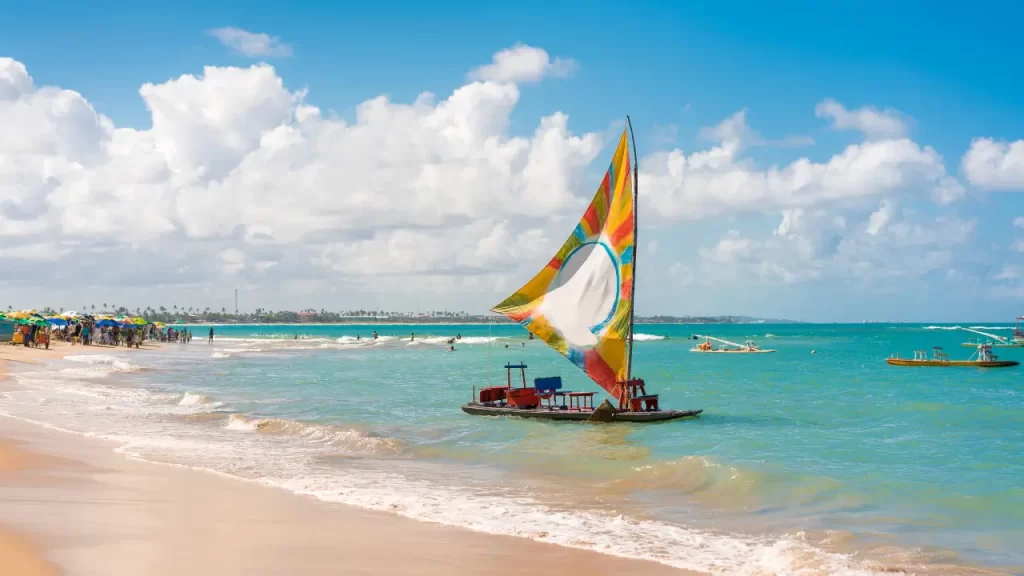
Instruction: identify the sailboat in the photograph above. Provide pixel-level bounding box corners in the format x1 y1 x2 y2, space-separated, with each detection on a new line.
461 118 702 423
690 334 775 353
958 326 1024 348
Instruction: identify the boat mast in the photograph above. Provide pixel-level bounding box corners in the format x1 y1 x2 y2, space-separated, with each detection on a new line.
625 115 639 382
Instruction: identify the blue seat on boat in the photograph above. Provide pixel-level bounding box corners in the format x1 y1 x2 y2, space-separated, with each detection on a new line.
534 377 570 409
534 377 562 392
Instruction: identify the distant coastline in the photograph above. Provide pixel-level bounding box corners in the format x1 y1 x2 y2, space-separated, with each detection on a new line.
19 305 798 325
172 315 797 326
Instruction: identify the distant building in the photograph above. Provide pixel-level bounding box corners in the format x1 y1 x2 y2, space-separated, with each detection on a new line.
297 311 317 323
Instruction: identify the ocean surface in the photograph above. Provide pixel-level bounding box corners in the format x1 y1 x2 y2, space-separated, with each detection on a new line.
2 323 1021 575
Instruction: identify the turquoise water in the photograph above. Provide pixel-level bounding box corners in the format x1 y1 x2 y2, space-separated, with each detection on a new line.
2 323 1021 575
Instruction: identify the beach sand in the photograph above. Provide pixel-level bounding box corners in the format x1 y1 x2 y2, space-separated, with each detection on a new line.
0 344 700 575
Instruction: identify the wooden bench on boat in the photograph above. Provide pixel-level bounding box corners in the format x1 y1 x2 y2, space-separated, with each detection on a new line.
567 391 595 411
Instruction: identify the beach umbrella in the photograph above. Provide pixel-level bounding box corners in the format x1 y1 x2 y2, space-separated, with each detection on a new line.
154 322 166 328
45 317 68 326
15 317 47 327
8 310 34 319
131 317 147 325
61 311 81 319
95 319 118 327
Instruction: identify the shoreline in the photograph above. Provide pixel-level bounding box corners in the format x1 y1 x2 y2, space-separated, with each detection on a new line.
0 344 699 575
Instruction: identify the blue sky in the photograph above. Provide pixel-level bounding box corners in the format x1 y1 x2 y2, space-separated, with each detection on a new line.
2 1 1024 321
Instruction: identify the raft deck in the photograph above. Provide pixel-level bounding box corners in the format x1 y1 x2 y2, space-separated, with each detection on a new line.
886 358 1018 368
461 403 702 422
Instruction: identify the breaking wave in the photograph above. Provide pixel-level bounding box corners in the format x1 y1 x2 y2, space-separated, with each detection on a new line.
178 392 212 407
223 414 403 456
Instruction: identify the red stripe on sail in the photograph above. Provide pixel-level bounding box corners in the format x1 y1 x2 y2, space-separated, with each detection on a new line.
548 257 563 269
609 210 633 247
585 350 619 396
620 279 632 302
582 203 600 237
505 309 531 323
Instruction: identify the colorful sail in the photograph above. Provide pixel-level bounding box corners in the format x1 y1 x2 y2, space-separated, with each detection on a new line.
493 128 635 397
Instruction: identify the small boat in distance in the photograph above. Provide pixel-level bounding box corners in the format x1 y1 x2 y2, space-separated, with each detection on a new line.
958 326 1024 348
1014 316 1024 344
690 335 776 354
461 118 701 423
887 345 1019 368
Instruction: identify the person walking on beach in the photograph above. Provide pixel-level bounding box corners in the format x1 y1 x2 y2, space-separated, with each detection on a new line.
208 326 214 344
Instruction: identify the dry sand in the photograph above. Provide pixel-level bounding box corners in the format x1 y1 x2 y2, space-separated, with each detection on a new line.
0 345 700 575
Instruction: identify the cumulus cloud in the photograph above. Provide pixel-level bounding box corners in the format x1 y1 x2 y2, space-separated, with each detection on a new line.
0 48 608 310
467 44 576 84
641 105 961 221
698 204 975 285
0 52 1004 312
207 27 293 58
962 137 1024 190
815 98 909 139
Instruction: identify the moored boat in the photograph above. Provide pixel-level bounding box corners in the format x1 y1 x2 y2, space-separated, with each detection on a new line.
690 335 775 353
887 345 1019 368
958 326 1024 348
462 118 702 423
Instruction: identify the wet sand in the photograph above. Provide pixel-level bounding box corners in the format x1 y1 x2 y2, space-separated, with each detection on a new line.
0 345 700 575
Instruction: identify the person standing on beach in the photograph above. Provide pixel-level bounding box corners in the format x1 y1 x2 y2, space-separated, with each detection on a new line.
209 326 214 344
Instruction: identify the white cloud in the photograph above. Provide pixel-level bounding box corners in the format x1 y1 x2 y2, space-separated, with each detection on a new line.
1014 217 1024 229
994 265 1020 281
467 44 576 84
642 105 959 221
207 27 293 58
865 200 895 236
815 98 909 139
962 138 1024 190
698 205 975 285
0 55 1010 313
0 48 606 310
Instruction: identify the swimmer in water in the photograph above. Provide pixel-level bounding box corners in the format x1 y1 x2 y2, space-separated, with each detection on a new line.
372 331 378 340
449 345 455 351
411 333 415 341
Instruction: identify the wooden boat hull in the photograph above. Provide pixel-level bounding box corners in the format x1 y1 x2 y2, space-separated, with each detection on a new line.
461 403 702 422
886 358 1019 368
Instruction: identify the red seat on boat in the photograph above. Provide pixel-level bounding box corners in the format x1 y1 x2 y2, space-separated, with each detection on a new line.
629 395 659 412
506 386 540 409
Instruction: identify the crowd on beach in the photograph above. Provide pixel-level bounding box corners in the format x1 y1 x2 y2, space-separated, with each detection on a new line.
1 310 197 350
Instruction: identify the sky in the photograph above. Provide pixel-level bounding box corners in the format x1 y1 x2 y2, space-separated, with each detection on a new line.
2 0 1024 322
